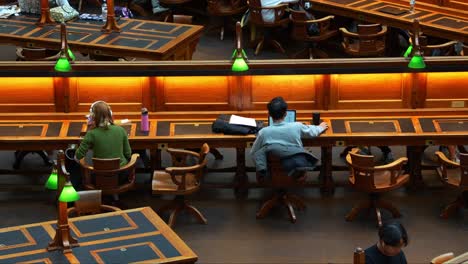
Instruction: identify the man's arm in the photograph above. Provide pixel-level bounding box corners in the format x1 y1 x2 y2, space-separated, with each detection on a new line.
300 122 328 138
249 131 264 158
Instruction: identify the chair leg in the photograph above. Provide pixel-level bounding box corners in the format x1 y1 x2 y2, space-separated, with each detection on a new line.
254 37 265 56
287 194 306 211
440 196 464 219
158 200 178 214
375 207 382 227
185 203 208 225
168 207 182 228
210 148 224 160
377 199 402 218
285 201 297 223
346 200 372 222
256 193 279 219
270 39 285 54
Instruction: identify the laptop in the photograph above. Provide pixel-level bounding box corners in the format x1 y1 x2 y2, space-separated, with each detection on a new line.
268 110 296 126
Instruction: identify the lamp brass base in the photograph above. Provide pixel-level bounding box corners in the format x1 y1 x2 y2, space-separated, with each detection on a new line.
37 10 55 26
47 224 79 253
102 17 121 33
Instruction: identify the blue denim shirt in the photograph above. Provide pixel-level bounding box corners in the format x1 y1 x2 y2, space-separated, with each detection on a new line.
250 121 325 173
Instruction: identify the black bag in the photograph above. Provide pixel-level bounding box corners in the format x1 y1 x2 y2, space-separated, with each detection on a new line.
212 114 263 135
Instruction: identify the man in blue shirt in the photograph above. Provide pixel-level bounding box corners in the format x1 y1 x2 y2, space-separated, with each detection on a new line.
365 221 408 264
250 97 328 177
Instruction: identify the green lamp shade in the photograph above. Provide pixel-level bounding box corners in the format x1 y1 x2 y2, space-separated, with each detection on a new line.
45 171 58 190
232 57 249 72
408 54 426 69
58 182 80 202
67 47 76 61
54 55 72 72
403 45 413 58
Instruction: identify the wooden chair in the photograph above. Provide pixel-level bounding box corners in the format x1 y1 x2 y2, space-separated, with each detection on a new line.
462 43 467 56
164 14 193 24
152 143 209 227
409 34 458 56
353 247 365 264
340 24 387 57
431 252 455 264
16 47 61 61
435 151 468 218
249 0 289 55
207 0 247 40
256 153 307 223
79 154 139 196
289 10 337 59
345 148 409 226
67 190 121 217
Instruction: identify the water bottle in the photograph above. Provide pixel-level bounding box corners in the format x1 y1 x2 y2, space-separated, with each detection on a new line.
409 0 415 13
141 108 149 133
102 0 108 22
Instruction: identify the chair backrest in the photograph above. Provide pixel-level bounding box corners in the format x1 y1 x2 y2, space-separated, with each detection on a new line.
91 157 121 189
166 14 193 24
249 0 265 24
207 0 247 15
357 24 385 53
348 150 376 190
353 247 365 264
290 10 309 40
73 190 103 216
431 252 455 264
16 47 60 61
266 152 305 187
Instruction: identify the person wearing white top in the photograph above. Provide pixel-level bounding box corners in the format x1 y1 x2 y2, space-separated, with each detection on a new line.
260 0 298 23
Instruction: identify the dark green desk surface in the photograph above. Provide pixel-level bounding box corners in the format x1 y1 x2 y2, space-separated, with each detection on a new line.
0 207 197 264
0 16 204 60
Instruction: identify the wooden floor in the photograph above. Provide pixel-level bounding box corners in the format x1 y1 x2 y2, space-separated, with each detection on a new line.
0 146 467 263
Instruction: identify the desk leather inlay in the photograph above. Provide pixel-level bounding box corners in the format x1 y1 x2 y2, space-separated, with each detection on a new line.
433 119 468 132
418 117 468 132
432 18 468 29
68 122 85 137
346 121 399 133
0 125 44 136
331 118 415 133
174 124 214 135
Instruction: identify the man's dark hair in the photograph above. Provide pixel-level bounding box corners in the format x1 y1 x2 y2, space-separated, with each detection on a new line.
267 97 288 121
378 221 408 247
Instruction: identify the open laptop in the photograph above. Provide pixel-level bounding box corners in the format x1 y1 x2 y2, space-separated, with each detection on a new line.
268 110 296 126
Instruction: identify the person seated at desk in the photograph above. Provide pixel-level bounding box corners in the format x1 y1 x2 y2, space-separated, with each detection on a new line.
250 96 328 178
74 101 132 178
365 221 409 264
130 0 169 15
260 0 298 23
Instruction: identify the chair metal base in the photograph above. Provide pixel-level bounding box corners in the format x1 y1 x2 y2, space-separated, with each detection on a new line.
440 195 466 219
158 196 207 227
345 194 401 227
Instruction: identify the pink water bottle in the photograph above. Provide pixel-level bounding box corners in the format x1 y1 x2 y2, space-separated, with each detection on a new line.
141 107 149 132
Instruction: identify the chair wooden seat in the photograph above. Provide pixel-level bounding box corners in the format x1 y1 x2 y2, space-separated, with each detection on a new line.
346 148 409 226
290 10 337 59
256 153 307 223
435 151 468 219
340 24 387 57
152 143 209 228
79 154 139 196
152 171 198 195
67 190 121 217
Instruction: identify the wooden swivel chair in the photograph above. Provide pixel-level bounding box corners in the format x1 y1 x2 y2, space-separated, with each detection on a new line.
249 0 289 55
152 143 209 227
289 10 337 59
67 190 121 217
409 34 458 56
79 154 139 196
340 24 387 57
430 252 455 264
256 153 307 223
353 247 365 264
345 148 409 226
16 47 60 61
207 0 247 40
435 151 468 218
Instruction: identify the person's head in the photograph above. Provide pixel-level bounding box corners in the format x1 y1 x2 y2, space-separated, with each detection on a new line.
267 97 288 122
89 101 113 129
377 221 408 256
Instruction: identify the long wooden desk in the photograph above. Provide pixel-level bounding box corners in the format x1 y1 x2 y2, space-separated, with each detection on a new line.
0 16 203 60
0 207 197 263
1 114 468 195
308 0 468 42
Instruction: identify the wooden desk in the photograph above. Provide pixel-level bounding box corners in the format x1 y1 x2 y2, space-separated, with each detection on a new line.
0 16 203 60
2 114 468 194
308 0 468 42
0 207 197 263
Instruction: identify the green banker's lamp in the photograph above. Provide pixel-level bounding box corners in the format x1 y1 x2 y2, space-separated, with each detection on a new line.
55 23 75 72
407 19 426 69
45 150 80 253
231 22 249 72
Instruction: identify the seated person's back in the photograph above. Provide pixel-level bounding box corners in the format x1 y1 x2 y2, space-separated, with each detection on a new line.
365 221 409 264
250 97 328 176
75 101 131 167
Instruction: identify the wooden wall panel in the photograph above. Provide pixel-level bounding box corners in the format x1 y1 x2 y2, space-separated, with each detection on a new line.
248 75 318 110
70 77 147 112
425 72 468 108
0 77 55 112
155 76 233 111
329 73 409 109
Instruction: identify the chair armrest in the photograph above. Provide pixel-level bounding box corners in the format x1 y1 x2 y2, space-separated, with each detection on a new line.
339 27 358 37
165 163 205 175
79 158 94 170
100 205 122 212
118 153 140 171
435 151 460 167
374 157 408 171
308 15 334 24
426 41 458 49
167 148 200 158
339 26 387 39
430 252 454 264
67 207 77 216
167 148 200 166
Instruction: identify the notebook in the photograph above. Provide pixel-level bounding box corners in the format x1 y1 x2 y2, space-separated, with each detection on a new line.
268 110 296 126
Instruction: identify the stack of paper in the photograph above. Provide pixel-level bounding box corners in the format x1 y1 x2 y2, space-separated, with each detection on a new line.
229 115 257 127
0 5 20 19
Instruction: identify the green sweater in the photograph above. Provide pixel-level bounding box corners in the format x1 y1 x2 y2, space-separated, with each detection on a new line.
76 125 132 167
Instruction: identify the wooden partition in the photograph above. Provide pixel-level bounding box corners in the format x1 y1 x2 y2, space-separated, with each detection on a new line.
0 59 466 116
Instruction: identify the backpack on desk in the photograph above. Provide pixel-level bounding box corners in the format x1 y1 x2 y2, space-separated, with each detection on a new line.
212 114 263 135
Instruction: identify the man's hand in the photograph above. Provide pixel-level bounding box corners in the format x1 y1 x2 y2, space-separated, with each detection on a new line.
319 122 328 131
